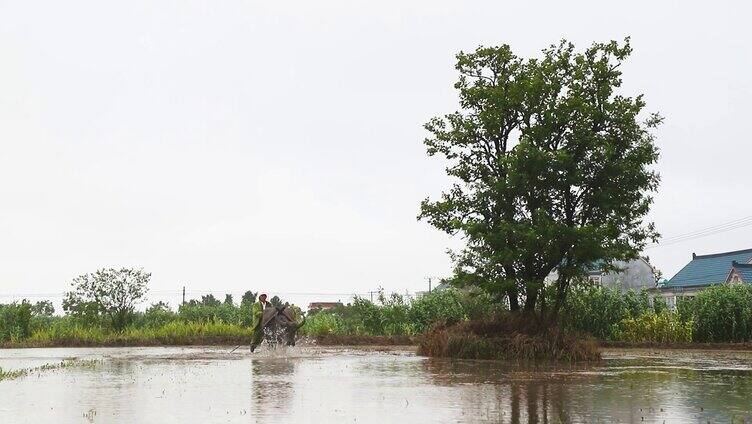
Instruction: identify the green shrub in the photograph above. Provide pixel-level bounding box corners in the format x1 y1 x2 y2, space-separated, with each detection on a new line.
613 311 693 343
0 301 33 342
301 289 498 337
301 311 344 336
460 290 502 320
692 284 752 342
348 296 386 335
624 289 652 317
563 285 650 340
676 296 695 323
378 293 415 336
652 296 669 314
137 302 179 328
408 289 466 332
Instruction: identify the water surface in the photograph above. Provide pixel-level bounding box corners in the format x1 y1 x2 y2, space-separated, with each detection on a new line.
1 346 750 423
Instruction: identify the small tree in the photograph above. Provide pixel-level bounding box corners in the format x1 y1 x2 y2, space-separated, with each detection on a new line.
63 268 150 331
241 291 257 307
0 301 33 342
224 294 234 306
269 295 283 308
31 300 55 317
419 38 660 315
142 301 176 328
200 294 221 307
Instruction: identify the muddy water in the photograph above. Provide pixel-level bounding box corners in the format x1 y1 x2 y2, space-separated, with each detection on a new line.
1 346 751 423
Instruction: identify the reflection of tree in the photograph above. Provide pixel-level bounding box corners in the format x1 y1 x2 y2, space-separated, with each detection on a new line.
421 357 686 422
509 382 520 424
509 381 559 424
422 358 578 422
250 359 295 422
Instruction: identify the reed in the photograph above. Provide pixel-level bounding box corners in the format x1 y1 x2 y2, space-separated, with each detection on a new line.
5 321 251 348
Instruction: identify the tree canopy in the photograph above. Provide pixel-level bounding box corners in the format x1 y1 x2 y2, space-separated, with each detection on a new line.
419 38 660 314
63 268 150 330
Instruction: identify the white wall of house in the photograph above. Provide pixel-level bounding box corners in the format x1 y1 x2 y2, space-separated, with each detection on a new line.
545 258 656 292
599 259 656 292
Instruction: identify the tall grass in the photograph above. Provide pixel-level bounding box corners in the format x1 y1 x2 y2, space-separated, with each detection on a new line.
0 301 33 342
613 311 693 343
561 285 653 340
692 284 752 342
300 288 500 337
15 321 250 348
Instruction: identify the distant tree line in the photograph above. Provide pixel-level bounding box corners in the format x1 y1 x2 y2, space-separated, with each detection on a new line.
0 267 297 343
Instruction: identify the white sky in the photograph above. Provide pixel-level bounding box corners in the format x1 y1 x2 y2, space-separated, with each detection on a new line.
1 0 751 309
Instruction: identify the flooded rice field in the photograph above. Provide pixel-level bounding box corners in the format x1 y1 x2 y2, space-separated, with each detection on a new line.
1 345 751 423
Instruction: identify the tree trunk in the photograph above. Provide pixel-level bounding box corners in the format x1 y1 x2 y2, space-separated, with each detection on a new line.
551 275 571 318
524 288 538 312
507 288 520 311
539 290 548 316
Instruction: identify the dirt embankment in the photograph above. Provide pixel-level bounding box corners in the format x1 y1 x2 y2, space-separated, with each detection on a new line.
5 332 752 352
310 334 417 346
1 335 415 349
600 340 752 351
1 336 251 349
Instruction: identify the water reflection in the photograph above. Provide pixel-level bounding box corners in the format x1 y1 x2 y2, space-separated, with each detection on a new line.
422 356 752 423
1 347 751 423
251 357 296 421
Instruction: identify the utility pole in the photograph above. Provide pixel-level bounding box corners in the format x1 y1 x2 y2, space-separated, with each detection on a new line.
182 286 186 305
424 276 433 293
425 276 441 294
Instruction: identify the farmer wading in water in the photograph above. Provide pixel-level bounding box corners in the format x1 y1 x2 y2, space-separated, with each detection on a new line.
250 293 270 352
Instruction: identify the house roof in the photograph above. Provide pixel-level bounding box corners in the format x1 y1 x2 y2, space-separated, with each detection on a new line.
731 262 752 283
666 248 752 288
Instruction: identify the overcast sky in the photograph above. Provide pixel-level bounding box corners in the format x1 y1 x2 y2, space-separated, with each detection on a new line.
1 0 750 309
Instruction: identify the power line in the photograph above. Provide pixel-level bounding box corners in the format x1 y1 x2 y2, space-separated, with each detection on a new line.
658 215 752 243
0 290 383 299
657 216 752 244
647 214 752 249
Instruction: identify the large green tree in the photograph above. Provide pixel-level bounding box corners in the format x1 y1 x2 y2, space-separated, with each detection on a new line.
419 39 660 314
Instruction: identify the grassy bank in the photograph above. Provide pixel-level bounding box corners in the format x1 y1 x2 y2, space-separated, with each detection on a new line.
4 284 752 354
2 321 251 348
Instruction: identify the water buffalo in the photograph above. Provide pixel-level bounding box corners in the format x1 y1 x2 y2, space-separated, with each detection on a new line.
260 306 306 348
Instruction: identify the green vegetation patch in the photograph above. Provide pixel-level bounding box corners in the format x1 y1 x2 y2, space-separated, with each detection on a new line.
0 359 100 382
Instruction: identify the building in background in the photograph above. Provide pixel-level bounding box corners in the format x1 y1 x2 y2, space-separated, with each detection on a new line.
545 258 657 292
653 248 752 309
307 301 343 312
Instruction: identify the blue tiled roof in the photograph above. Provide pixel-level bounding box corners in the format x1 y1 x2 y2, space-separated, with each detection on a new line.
666 248 752 288
732 263 752 283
